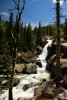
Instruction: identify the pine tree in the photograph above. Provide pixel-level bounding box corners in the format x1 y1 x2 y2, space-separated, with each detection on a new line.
36 22 42 46
33 27 38 49
6 11 14 56
26 23 34 52
6 11 16 100
34 27 38 36
48 25 53 36
0 20 12 94
46 25 49 35
41 26 46 35
23 23 28 52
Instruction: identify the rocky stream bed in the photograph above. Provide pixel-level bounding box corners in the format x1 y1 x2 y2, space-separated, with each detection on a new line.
0 39 67 100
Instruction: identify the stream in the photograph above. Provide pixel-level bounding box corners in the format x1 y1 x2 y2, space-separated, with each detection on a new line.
0 40 52 100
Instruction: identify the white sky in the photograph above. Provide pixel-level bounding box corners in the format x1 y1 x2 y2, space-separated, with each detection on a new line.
53 0 64 5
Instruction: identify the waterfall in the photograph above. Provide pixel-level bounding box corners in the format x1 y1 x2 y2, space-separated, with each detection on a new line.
36 40 52 80
37 40 52 61
0 40 52 100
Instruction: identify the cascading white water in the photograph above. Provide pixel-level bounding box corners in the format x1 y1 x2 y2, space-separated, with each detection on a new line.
0 40 52 100
37 40 52 61
36 40 52 81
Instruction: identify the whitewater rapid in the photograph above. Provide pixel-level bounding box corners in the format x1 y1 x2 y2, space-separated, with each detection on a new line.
0 40 52 100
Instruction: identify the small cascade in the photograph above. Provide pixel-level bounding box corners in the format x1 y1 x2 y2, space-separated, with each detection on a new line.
0 40 52 100
37 40 52 78
37 40 52 61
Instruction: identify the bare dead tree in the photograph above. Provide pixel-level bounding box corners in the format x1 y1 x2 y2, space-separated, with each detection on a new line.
9 0 25 47
55 0 67 88
8 1 25 100
55 0 61 88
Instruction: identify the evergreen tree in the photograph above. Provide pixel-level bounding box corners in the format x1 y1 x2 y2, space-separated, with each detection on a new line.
48 25 53 36
26 23 34 52
6 11 14 56
6 12 16 100
36 22 42 46
33 27 38 49
34 27 37 36
46 25 49 35
41 26 46 35
0 20 12 94
23 23 28 52
64 18 67 40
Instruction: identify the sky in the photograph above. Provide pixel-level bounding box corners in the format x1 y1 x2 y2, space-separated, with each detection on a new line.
0 0 67 28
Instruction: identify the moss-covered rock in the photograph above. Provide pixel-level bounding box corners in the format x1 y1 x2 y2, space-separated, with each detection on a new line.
15 64 25 73
25 63 37 74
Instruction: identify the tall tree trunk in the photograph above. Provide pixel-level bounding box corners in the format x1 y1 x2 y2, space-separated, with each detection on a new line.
9 41 16 100
9 87 13 100
8 0 25 99
56 0 61 88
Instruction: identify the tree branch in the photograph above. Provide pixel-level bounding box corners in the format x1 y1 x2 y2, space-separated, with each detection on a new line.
13 0 18 6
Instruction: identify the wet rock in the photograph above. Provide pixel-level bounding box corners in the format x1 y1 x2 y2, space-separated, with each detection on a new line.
43 40 48 46
23 83 32 91
63 75 67 84
53 87 64 98
21 57 30 63
35 85 43 96
35 60 42 68
58 90 67 100
46 54 57 78
34 83 45 100
46 40 67 60
60 58 67 75
61 75 67 89
24 63 37 74
16 53 22 63
15 64 25 73
17 97 25 100
31 96 40 100
61 43 67 53
16 52 36 64
47 54 67 78
60 58 67 68
33 82 55 100
42 82 55 99
60 38 65 43
61 52 67 58
12 77 20 87
46 41 56 60
42 79 46 82
36 45 42 54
